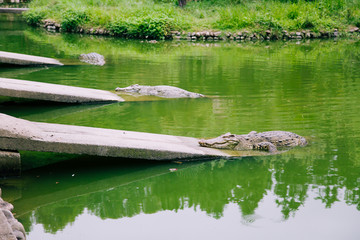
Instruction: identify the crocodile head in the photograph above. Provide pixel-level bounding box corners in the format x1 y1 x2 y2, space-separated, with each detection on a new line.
199 132 240 149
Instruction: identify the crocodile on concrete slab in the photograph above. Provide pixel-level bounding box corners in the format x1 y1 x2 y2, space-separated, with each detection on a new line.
79 52 105 66
198 131 307 153
115 84 205 98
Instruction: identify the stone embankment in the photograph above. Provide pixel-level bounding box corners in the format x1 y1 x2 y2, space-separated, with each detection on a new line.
42 19 360 41
0 189 26 240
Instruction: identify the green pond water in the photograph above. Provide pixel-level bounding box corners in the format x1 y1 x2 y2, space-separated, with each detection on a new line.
1 14 360 239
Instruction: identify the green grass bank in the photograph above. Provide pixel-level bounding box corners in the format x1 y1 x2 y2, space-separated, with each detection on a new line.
23 0 360 39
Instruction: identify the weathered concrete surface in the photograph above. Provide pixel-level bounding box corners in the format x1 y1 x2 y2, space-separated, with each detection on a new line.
0 151 20 177
0 8 28 14
0 114 230 161
0 51 63 66
0 77 124 103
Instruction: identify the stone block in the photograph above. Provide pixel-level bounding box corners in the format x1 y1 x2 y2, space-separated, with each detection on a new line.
0 151 20 177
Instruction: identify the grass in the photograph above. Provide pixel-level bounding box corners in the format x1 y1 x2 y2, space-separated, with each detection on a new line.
23 0 360 39
213 0 360 31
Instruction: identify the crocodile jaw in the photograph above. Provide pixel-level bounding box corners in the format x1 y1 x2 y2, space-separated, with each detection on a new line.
198 133 240 150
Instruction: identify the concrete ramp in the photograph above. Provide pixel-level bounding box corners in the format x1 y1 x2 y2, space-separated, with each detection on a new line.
0 114 230 161
0 77 124 103
0 51 63 66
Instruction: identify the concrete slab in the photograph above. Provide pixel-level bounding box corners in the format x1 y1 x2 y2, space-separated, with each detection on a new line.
0 77 124 103
0 8 29 14
0 114 230 161
0 51 63 66
0 151 20 177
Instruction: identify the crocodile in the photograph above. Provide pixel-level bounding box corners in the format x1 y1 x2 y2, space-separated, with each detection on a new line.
115 84 205 98
79 52 105 66
198 131 307 153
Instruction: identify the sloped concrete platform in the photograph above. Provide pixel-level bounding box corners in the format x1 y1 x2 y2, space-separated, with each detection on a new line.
0 114 230 161
0 77 124 103
0 51 63 66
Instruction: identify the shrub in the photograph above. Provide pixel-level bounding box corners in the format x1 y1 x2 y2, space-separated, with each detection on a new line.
109 15 181 39
356 19 360 28
215 8 252 30
301 18 315 29
255 14 282 30
61 9 88 31
108 18 131 36
23 8 46 26
287 9 299 20
347 8 360 27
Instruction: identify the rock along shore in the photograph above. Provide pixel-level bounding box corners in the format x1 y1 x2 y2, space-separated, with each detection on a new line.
0 189 26 240
41 19 360 41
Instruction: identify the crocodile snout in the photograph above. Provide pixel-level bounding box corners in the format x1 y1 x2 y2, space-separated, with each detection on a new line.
198 139 209 147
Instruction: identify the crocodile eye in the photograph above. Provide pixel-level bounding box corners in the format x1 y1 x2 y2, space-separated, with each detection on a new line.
227 134 235 137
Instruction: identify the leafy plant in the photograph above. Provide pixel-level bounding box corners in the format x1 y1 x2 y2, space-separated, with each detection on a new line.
23 8 47 26
301 18 315 29
109 15 181 39
61 9 88 31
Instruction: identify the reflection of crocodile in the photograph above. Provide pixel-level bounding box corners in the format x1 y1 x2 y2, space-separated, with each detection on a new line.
115 84 205 98
199 131 307 152
79 52 105 66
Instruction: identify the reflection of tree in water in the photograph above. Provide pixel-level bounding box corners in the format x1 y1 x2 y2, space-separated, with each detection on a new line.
315 186 339 208
17 158 273 233
228 159 271 216
85 158 272 220
34 203 84 234
272 156 310 219
345 188 360 211
271 134 360 219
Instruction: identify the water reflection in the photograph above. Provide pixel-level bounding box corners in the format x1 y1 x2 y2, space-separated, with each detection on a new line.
0 139 357 235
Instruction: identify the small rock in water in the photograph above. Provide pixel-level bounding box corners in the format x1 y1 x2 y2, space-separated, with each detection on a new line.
79 52 105 66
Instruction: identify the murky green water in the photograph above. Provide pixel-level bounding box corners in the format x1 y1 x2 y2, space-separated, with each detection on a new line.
1 14 360 239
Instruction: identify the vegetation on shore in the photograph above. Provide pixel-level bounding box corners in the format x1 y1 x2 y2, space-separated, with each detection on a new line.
23 0 360 39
